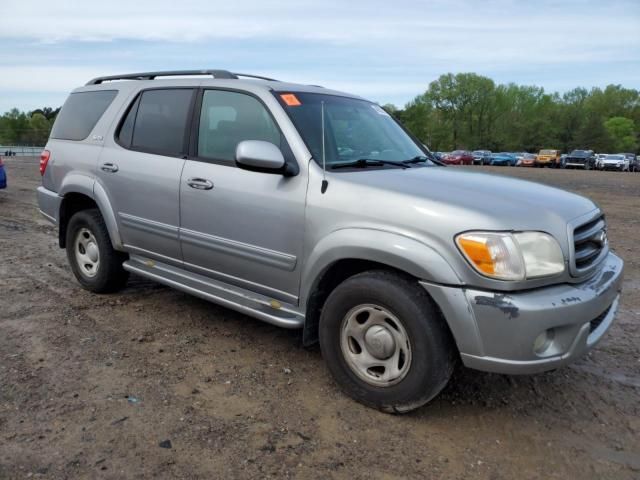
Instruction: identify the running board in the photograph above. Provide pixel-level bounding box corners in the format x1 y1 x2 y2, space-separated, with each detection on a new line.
123 255 304 329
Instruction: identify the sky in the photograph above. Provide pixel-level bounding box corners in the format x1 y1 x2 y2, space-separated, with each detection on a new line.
1 0 639 113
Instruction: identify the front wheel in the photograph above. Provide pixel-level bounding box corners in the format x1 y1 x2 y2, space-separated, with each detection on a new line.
319 270 456 413
66 209 129 293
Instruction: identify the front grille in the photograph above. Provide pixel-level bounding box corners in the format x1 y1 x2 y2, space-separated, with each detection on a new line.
572 215 607 273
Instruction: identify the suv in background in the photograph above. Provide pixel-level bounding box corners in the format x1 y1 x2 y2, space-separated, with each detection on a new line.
535 149 562 168
472 150 491 165
37 69 624 413
565 149 597 170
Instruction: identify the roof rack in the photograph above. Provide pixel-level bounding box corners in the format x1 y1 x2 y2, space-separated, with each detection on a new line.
86 70 279 85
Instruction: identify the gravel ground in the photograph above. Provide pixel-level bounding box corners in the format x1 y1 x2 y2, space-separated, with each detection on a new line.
1 157 639 479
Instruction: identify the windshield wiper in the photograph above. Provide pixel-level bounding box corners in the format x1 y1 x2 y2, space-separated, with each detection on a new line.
330 158 408 170
402 155 429 164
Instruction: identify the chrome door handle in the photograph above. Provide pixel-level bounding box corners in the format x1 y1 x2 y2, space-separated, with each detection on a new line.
187 178 214 190
101 162 119 173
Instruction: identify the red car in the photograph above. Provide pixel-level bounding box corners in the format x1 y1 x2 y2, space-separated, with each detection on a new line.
442 150 474 165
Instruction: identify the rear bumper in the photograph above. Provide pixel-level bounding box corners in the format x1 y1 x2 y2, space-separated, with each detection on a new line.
37 186 61 224
421 252 624 374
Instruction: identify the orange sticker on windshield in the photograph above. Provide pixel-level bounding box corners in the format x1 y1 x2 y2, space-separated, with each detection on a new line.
280 93 301 106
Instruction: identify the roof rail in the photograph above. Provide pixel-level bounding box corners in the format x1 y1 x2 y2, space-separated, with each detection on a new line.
86 70 279 85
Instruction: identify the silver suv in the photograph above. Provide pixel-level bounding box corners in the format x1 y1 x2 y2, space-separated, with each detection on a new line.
37 70 624 413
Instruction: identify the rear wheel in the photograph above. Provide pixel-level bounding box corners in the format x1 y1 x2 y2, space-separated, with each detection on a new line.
319 270 456 413
66 209 129 293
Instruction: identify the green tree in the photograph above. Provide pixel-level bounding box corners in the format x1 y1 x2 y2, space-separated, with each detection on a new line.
604 117 638 152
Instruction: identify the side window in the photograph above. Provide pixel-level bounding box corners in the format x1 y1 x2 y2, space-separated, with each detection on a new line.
118 89 193 156
51 90 117 141
118 95 140 147
197 90 281 162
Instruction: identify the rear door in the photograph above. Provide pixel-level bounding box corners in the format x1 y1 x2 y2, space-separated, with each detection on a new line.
97 88 195 264
178 88 307 303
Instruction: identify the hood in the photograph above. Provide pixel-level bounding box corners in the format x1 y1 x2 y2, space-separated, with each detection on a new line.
327 166 598 246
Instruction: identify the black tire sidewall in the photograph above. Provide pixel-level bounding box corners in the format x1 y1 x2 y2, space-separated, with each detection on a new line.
319 271 454 412
66 209 127 293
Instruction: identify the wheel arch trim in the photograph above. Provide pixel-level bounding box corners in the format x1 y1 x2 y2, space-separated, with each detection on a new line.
57 174 123 249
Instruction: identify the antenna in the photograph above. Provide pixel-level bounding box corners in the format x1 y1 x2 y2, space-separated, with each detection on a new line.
321 100 328 194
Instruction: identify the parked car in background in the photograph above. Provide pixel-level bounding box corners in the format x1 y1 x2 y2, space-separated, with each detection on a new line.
622 153 638 172
565 150 597 170
442 150 474 165
536 149 561 168
0 156 6 189
596 153 608 169
489 152 517 166
600 154 629 171
472 150 492 165
519 153 537 167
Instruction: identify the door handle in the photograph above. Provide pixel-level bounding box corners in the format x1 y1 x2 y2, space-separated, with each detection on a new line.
101 162 119 173
187 177 214 190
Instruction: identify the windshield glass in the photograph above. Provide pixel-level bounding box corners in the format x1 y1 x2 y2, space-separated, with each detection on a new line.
275 92 432 168
605 154 624 160
540 149 556 155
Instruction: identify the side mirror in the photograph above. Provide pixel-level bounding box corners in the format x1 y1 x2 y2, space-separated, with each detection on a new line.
235 140 285 173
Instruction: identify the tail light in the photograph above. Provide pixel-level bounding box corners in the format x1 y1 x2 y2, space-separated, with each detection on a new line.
40 150 51 176
0 157 3 167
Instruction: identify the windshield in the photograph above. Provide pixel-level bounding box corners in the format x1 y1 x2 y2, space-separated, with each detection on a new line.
571 150 588 156
540 149 556 155
605 154 624 160
275 92 432 168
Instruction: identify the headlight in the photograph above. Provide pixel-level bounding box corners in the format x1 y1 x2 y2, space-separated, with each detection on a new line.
456 231 565 281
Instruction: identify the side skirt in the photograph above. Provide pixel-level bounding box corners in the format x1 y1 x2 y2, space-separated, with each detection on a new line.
123 255 305 329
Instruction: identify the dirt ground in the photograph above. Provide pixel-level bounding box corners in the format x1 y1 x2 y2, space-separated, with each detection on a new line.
1 157 638 480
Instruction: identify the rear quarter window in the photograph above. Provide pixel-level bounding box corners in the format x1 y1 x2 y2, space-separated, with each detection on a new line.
50 90 118 141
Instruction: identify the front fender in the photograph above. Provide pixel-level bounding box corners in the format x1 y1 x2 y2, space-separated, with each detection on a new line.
299 228 462 308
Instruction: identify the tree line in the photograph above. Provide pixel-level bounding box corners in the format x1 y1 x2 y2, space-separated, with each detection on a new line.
0 107 59 146
383 73 639 154
1 73 639 154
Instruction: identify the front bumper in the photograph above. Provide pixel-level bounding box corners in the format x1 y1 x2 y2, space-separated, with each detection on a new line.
421 252 624 374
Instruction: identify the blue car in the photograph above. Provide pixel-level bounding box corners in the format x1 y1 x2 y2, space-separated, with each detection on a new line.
489 152 517 166
0 157 6 189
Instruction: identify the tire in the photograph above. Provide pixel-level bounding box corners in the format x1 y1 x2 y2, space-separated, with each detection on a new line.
319 270 456 413
66 209 129 293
